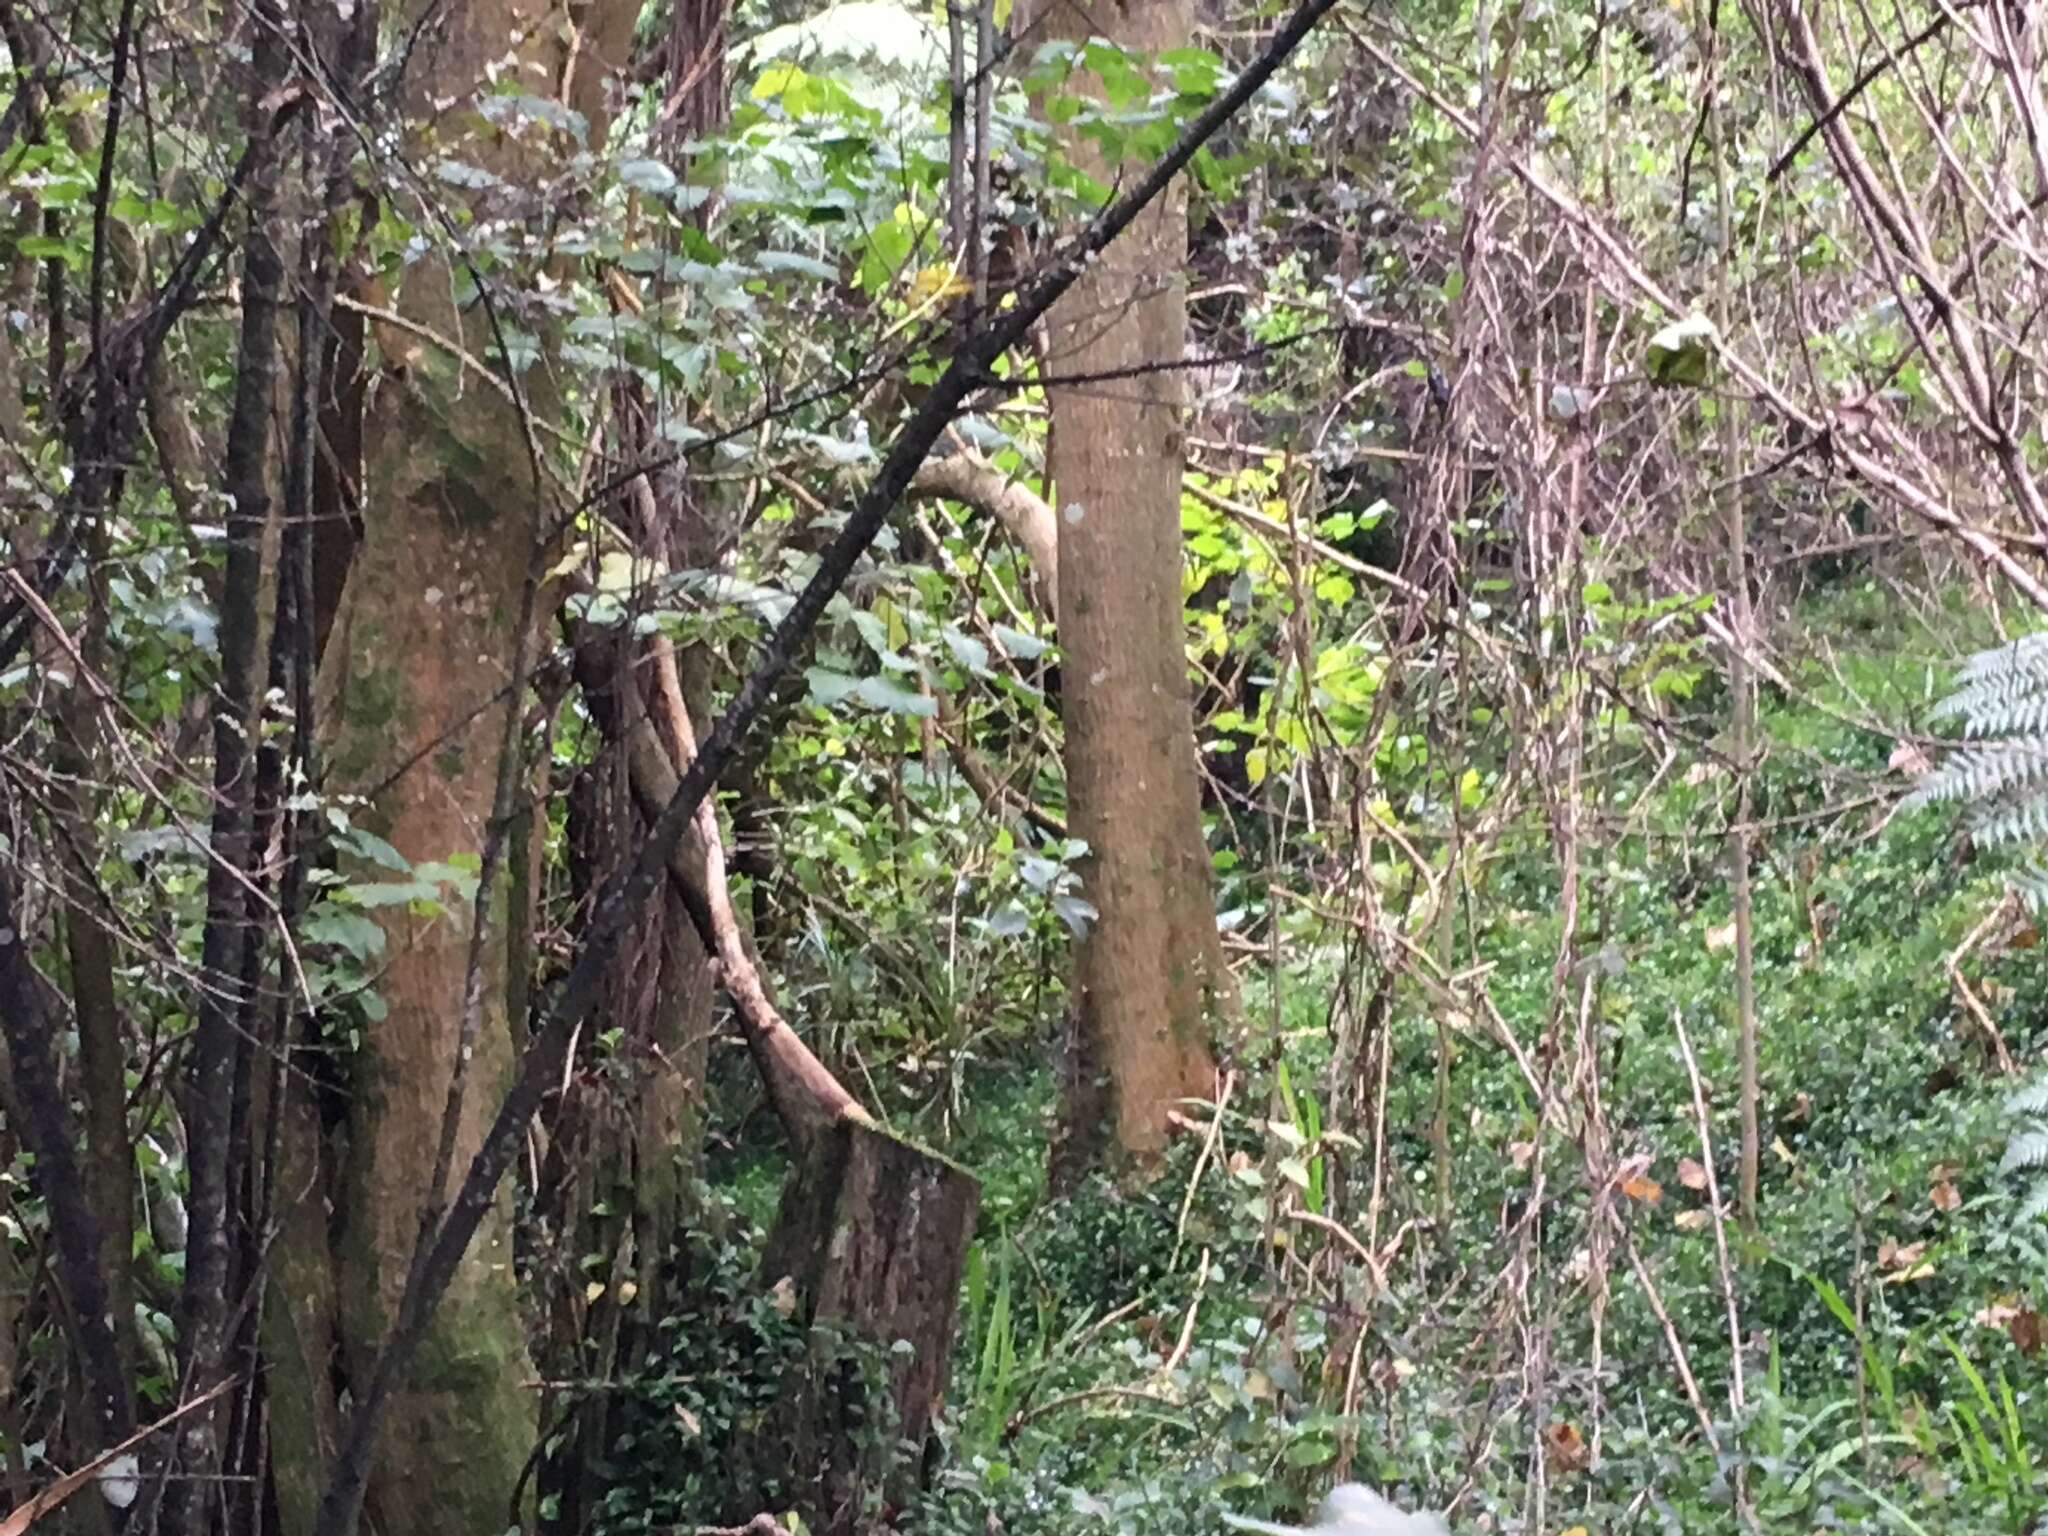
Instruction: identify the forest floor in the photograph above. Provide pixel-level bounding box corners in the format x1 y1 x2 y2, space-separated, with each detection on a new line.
681 584 2048 1536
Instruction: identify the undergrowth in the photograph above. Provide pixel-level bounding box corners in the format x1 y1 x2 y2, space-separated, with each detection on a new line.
597 597 2048 1535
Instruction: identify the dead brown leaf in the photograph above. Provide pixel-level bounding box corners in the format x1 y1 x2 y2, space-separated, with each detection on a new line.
1545 1421 1591 1474
2013 1309 2047 1358
1889 740 1934 776
1878 1238 1929 1271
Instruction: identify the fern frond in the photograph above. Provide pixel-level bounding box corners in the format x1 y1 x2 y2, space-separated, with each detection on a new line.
2000 1128 2048 1175
1905 742 2048 823
2013 864 2048 913
1973 792 2048 849
1932 634 2048 726
2017 1179 2048 1223
2009 1077 2048 1117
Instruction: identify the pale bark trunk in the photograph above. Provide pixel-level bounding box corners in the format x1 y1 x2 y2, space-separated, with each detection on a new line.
1029 0 1225 1178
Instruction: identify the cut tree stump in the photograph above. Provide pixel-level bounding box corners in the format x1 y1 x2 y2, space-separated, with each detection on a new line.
749 1117 979 1535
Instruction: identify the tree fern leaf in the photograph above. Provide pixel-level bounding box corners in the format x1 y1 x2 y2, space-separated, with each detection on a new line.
2017 1178 2048 1222
2001 1128 2048 1174
2009 1076 2048 1117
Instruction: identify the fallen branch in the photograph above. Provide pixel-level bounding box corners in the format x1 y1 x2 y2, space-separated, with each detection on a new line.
634 636 867 1139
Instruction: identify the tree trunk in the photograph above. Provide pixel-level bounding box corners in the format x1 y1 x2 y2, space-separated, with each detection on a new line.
269 0 637 1528
751 1121 980 1535
1029 0 1226 1181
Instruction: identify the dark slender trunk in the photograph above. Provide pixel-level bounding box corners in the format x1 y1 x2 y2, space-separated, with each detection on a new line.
170 0 291 1522
51 590 139 1382
0 875 134 1454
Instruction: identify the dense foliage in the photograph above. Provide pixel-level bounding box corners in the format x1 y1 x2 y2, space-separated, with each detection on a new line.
10 0 2048 1531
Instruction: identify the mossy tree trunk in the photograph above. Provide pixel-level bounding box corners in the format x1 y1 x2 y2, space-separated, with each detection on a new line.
267 0 637 1528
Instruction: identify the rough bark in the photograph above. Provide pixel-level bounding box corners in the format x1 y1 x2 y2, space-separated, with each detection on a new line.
307 353 544 1530
307 343 542 1532
1028 0 1227 1179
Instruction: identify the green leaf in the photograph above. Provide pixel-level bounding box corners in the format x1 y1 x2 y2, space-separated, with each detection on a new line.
16 234 78 268
757 249 839 281
618 158 677 196
806 666 862 706
339 828 411 872
941 626 990 674
854 674 936 717
1646 314 1718 388
1283 1436 1336 1468
345 878 442 909
301 907 386 960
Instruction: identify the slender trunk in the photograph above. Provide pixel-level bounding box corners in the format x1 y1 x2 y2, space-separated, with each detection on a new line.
52 665 138 1382
1030 0 1227 1178
1716 87 1760 1235
0 876 134 1454
169 0 290 1521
